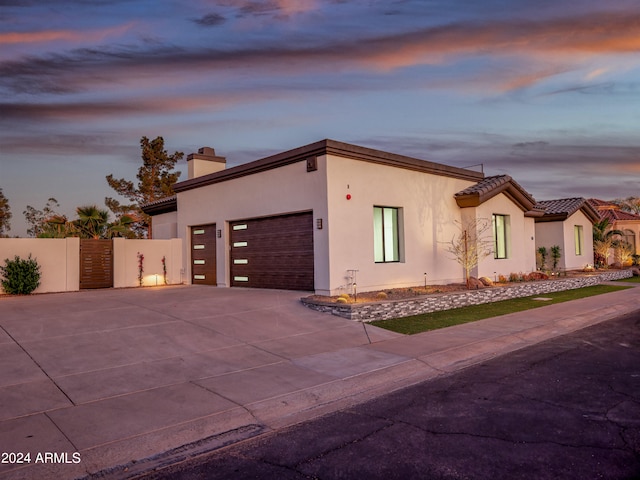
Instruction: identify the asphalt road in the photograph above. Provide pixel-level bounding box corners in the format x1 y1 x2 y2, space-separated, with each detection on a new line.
139 311 640 480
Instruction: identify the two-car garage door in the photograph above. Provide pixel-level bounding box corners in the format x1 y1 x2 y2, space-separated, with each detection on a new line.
230 212 314 291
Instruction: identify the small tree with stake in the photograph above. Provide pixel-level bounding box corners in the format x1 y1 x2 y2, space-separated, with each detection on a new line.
444 218 493 289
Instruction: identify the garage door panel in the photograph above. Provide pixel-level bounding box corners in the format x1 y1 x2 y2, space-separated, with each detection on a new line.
230 212 314 291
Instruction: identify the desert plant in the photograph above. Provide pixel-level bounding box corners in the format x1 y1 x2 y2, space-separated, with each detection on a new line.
550 245 562 270
137 252 144 286
497 274 508 283
615 242 634 266
162 256 167 284
444 218 493 289
0 255 41 294
536 246 547 271
594 237 614 268
375 292 388 300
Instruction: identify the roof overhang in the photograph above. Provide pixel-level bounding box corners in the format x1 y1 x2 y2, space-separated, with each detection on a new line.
141 196 177 216
173 139 484 193
455 175 542 216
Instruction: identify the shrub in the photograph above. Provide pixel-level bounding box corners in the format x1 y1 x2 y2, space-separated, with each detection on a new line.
497 274 508 284
375 292 388 300
550 245 562 270
0 255 41 295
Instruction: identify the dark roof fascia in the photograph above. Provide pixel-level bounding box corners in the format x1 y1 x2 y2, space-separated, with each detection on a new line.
173 139 484 193
141 196 177 215
535 212 569 223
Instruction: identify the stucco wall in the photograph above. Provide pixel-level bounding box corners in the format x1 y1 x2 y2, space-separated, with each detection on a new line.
176 157 329 290
0 238 79 294
0 238 182 294
535 211 594 270
152 211 178 240
474 194 537 278
112 238 183 287
324 155 478 294
562 211 594 269
174 153 542 295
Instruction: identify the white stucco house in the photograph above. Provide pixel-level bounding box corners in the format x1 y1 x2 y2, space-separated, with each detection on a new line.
143 139 545 295
534 198 598 270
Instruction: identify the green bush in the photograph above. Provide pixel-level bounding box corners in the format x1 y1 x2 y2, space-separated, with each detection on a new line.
0 255 41 294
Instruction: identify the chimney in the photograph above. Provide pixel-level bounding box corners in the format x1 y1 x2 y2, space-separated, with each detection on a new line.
187 147 226 179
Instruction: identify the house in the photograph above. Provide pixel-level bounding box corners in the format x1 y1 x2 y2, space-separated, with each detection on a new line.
588 199 640 256
534 198 598 270
143 139 543 295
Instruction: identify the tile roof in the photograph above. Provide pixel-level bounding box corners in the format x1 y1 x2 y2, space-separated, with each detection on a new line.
141 195 177 215
535 197 600 223
455 175 543 216
587 199 640 223
454 175 512 197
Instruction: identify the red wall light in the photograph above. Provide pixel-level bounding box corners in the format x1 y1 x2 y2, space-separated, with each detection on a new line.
346 194 352 200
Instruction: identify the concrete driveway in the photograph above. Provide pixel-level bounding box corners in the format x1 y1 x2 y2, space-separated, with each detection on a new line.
0 286 401 480
1 283 638 479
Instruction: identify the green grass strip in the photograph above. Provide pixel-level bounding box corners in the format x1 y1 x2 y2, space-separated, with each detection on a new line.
615 276 640 283
371 285 632 335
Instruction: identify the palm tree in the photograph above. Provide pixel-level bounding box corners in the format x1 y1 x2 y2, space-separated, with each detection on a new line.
109 213 139 238
72 205 110 239
592 218 624 268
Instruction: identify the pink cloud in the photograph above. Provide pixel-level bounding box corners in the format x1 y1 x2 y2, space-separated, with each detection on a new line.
0 23 135 46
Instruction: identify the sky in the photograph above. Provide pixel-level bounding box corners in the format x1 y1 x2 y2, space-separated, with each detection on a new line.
1 0 639 237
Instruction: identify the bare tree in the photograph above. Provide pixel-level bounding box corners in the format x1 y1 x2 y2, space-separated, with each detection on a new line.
444 218 493 288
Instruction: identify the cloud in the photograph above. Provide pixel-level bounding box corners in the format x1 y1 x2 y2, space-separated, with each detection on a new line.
192 12 226 26
3 8 640 99
0 22 135 45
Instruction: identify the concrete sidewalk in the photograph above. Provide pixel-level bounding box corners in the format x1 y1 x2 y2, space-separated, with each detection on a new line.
0 283 638 479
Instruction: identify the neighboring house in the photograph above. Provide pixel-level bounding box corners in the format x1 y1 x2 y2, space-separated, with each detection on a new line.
143 139 543 295
588 198 640 256
534 198 598 270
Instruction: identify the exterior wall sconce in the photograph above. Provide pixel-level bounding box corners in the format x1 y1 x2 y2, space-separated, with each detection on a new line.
316 218 323 230
216 229 222 238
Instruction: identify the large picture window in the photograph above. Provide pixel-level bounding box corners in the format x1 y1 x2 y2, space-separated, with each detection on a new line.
374 206 400 263
574 225 584 255
492 214 509 259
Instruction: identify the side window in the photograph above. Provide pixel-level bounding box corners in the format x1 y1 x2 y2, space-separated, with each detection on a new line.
492 214 509 259
574 225 584 255
374 206 400 263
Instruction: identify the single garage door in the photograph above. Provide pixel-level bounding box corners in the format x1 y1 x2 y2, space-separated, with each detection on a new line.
230 212 314 291
191 224 216 285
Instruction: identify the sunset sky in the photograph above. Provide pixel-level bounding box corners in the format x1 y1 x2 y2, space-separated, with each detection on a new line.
1 0 639 236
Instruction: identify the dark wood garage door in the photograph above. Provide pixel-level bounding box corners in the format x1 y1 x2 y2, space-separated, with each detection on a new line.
230 212 314 291
191 224 217 285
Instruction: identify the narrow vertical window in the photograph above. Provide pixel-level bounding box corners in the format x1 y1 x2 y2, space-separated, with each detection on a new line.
374 206 400 262
574 225 584 255
492 214 509 259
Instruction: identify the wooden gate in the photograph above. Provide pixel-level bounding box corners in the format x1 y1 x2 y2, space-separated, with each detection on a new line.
79 239 113 289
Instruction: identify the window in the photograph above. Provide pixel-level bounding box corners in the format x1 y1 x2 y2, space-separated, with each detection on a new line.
574 225 584 255
492 214 509 259
374 206 400 262
623 229 636 254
